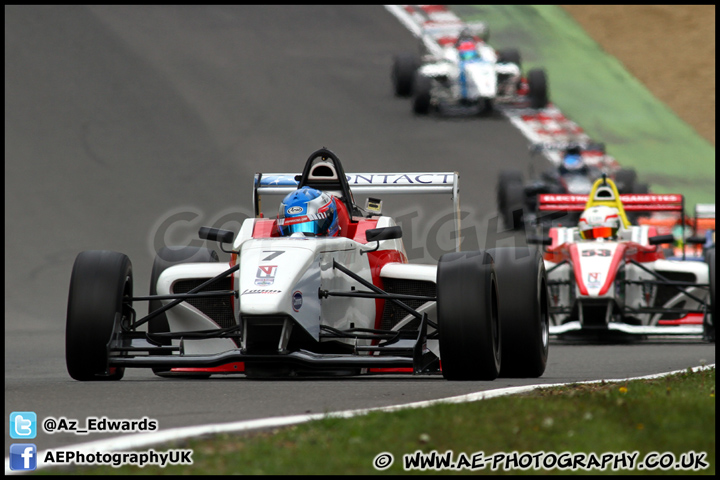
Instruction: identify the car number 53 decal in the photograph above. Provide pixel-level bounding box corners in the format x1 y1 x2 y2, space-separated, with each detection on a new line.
582 249 611 257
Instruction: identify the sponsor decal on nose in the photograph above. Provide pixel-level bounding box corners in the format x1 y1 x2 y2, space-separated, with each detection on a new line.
292 291 303 312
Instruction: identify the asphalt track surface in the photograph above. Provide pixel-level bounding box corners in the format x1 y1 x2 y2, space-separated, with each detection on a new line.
5 6 715 453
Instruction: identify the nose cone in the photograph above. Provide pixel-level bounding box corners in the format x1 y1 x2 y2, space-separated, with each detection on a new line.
239 239 316 315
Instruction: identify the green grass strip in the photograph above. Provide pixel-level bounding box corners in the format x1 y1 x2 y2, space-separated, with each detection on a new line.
42 368 714 475
451 5 715 211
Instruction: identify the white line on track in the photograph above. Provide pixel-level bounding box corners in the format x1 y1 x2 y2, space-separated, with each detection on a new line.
6 364 714 474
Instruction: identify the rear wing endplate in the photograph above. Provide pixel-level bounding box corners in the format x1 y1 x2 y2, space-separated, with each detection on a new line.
253 172 461 251
694 203 715 219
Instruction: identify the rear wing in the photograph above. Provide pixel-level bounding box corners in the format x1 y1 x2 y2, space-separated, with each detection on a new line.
538 193 685 213
538 192 695 258
253 171 461 250
421 21 488 45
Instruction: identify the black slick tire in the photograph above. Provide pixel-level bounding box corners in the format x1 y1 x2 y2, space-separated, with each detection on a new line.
488 247 549 377
527 68 548 109
437 251 501 380
705 248 715 342
614 168 638 194
66 250 132 381
497 170 525 230
392 53 419 97
497 48 521 70
412 74 432 115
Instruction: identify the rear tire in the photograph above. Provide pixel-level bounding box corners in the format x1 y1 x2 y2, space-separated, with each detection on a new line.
527 68 548 109
488 247 549 377
437 251 501 380
614 168 638 194
497 170 525 230
412 74 432 115
705 248 715 342
392 53 420 97
149 246 219 377
626 181 649 224
66 250 132 381
497 48 521 70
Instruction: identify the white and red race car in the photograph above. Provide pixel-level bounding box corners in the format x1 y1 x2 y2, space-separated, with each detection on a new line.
65 148 549 381
530 177 715 341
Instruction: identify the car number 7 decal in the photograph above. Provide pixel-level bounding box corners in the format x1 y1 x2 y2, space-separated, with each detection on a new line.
262 250 284 261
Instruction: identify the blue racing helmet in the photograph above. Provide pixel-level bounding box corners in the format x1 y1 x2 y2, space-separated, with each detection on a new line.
458 41 478 61
563 153 583 171
277 186 339 237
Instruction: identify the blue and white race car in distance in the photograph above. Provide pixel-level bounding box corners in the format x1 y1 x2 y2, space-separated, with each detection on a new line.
392 24 549 115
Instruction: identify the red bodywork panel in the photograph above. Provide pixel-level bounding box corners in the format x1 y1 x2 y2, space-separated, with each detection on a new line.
658 313 704 325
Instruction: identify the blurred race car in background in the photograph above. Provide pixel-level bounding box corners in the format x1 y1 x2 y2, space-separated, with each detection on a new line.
391 23 549 115
638 203 715 260
528 176 714 342
496 142 650 231
65 148 550 381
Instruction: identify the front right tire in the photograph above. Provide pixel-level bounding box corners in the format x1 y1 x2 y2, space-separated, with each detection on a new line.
66 250 133 381
412 74 432 115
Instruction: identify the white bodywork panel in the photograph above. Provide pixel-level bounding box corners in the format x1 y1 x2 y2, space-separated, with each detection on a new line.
419 43 520 101
380 262 437 283
157 215 423 354
157 263 239 355
573 241 622 299
463 62 497 99
239 236 376 342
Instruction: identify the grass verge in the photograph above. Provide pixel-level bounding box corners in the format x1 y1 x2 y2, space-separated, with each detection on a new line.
40 367 714 475
450 5 714 211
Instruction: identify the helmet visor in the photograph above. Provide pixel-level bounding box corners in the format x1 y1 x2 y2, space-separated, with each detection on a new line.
564 154 582 169
580 227 617 240
278 213 331 236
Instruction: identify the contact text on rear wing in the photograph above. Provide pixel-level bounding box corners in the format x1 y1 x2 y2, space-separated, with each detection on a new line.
253 171 461 251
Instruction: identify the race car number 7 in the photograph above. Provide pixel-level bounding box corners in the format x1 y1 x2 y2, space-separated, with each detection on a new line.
262 250 284 261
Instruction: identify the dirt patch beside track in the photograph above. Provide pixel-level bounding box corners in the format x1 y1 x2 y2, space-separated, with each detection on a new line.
561 5 715 145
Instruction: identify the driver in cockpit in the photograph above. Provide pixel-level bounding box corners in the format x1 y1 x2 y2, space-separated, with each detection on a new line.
277 186 340 237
